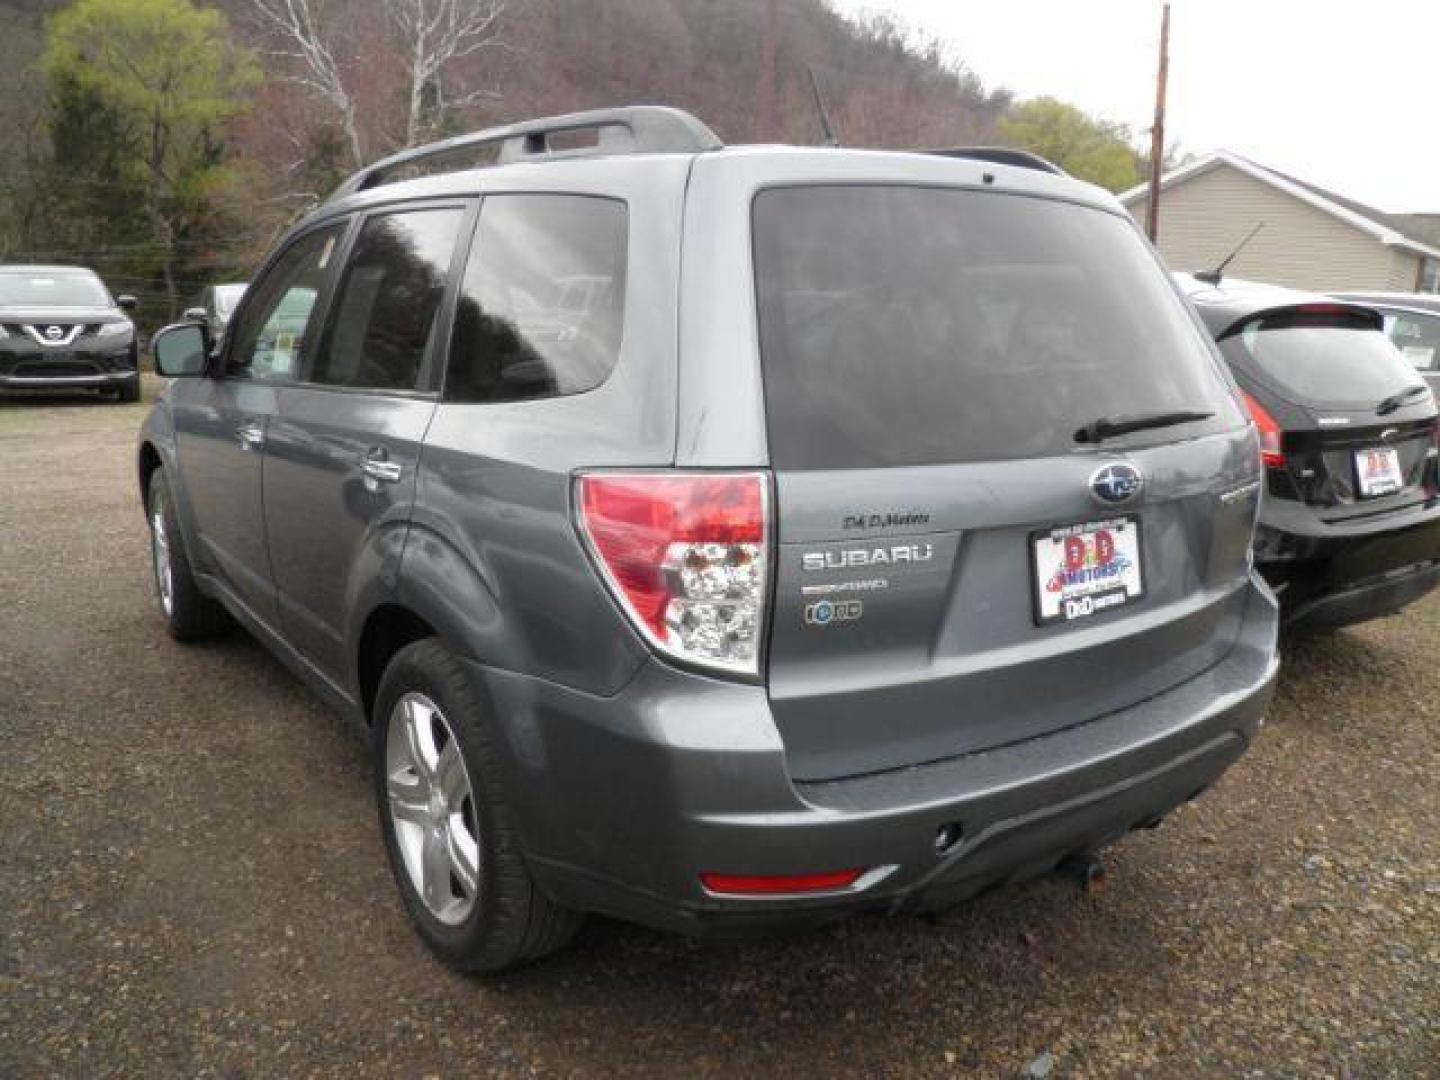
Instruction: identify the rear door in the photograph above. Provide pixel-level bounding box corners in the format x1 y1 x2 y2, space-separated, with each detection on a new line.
749 185 1256 781
262 202 470 684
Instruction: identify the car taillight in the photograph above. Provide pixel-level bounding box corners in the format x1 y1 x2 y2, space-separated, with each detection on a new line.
1239 390 1285 468
700 869 866 896
575 471 771 676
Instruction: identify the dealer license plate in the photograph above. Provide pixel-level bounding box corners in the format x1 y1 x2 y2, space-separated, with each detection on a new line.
1355 446 1403 498
1032 516 1144 625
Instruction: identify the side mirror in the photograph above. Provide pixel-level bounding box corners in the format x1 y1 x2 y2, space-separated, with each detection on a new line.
116 295 138 312
151 322 210 377
183 307 207 323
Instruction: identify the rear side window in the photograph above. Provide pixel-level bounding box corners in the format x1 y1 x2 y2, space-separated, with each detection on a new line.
445 194 627 403
311 207 464 392
1218 312 1425 404
752 186 1241 469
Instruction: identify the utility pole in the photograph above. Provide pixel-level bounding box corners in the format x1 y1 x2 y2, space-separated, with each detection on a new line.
1145 2 1171 243
756 0 780 142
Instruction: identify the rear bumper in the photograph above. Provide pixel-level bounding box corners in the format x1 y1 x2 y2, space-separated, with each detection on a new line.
1282 560 1440 633
471 575 1279 936
1255 502 1440 629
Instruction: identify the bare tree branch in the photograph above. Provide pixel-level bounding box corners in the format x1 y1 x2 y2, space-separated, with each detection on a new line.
246 0 363 165
247 0 503 163
387 0 504 148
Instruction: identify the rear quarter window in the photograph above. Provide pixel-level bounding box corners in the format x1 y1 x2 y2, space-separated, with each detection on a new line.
752 185 1241 469
445 194 627 404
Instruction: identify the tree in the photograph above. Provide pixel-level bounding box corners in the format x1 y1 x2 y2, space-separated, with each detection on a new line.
43 0 260 317
248 0 503 165
389 0 505 149
247 0 365 166
998 97 1141 193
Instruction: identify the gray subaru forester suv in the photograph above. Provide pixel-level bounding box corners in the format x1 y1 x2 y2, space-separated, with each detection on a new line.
139 107 1279 971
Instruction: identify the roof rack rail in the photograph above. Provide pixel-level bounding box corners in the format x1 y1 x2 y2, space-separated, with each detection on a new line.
922 147 1066 176
328 106 723 202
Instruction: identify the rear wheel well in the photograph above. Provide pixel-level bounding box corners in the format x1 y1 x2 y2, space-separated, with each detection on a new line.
357 605 437 723
138 442 162 505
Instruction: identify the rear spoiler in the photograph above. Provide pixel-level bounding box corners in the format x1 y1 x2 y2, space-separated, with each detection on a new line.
920 147 1065 176
1212 301 1384 341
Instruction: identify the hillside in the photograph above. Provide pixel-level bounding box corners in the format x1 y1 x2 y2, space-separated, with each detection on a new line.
1 0 1012 316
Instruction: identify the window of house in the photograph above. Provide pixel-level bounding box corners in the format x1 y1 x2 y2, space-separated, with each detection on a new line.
1420 257 1440 294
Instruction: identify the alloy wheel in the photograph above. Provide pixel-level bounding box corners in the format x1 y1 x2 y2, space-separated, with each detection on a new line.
385 692 481 926
149 495 174 617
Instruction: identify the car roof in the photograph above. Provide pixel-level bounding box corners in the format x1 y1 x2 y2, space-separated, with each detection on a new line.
1174 273 1382 337
313 106 1116 222
317 143 1119 226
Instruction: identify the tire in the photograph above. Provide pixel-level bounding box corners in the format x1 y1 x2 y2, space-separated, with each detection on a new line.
116 376 141 403
373 638 582 972
146 470 228 641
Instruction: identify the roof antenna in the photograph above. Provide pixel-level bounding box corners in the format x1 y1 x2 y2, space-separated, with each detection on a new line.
1194 222 1264 285
806 65 840 148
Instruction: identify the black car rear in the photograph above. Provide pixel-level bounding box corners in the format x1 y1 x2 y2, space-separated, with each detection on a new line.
1179 276 1440 630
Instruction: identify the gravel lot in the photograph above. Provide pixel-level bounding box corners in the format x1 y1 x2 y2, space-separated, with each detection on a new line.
2 384 1437 1078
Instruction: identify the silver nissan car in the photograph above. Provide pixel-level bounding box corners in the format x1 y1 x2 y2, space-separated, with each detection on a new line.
137 107 1279 971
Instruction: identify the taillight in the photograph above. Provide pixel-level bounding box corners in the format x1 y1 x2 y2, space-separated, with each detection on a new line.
700 869 865 896
1239 390 1285 468
575 471 771 676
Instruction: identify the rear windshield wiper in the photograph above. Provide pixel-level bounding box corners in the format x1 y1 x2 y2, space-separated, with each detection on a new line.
1074 410 1214 444
1376 384 1429 416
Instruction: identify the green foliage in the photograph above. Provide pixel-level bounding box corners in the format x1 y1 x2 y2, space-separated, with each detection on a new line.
299 126 351 204
41 0 260 319
40 74 156 315
998 97 1141 193
44 0 258 178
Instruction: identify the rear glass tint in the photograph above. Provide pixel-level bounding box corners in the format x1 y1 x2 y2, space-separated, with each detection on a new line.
752 186 1241 469
1218 314 1425 405
446 194 627 404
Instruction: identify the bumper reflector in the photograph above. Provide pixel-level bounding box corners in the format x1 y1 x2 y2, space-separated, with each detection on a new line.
700 869 866 896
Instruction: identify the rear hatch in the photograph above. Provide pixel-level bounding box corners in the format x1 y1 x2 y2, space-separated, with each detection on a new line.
752 185 1257 781
1214 306 1439 518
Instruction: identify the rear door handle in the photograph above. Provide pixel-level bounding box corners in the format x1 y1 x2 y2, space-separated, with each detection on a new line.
236 421 265 451
360 448 402 491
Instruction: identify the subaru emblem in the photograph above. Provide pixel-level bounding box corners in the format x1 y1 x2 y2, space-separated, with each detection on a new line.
1090 463 1143 505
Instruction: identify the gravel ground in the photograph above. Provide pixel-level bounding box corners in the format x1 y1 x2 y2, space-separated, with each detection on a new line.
1 384 1437 1078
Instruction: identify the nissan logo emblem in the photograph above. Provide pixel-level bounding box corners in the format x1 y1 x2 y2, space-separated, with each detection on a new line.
1090 463 1143 505
44 325 63 340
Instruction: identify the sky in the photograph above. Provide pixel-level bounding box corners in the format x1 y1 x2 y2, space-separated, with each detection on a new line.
831 0 1439 212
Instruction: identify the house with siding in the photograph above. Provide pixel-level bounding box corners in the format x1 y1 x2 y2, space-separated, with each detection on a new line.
1121 151 1440 294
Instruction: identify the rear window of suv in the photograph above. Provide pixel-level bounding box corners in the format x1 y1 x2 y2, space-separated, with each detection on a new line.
752 186 1241 469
